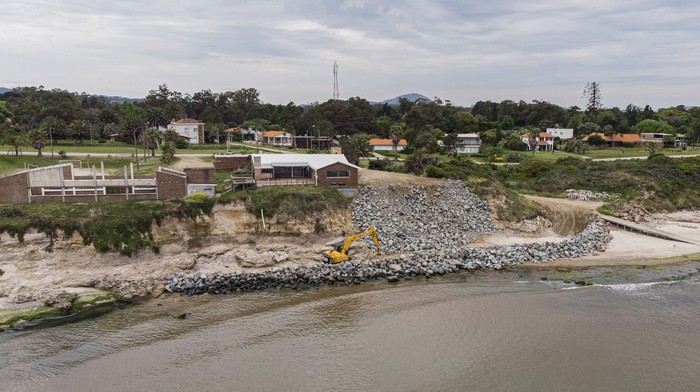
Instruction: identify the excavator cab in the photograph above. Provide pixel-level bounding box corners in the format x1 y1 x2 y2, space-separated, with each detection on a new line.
321 226 382 264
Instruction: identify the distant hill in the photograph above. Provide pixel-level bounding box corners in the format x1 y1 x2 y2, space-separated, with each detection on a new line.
0 87 141 103
0 87 10 94
372 93 431 106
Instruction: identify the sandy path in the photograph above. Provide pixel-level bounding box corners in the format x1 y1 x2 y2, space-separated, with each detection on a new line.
359 169 446 186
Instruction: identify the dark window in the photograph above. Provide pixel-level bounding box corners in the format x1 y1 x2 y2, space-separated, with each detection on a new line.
327 170 350 178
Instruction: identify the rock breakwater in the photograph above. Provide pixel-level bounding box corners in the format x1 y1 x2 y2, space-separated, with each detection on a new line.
352 181 496 253
165 221 610 295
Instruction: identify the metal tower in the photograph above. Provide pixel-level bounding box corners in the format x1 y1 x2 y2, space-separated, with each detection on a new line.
333 61 339 100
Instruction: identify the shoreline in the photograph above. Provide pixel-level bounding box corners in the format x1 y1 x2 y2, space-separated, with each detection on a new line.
2 193 700 329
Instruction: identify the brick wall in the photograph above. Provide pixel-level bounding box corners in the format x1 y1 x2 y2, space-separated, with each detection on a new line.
0 173 30 204
214 155 251 170
316 163 358 188
157 171 187 199
185 168 215 184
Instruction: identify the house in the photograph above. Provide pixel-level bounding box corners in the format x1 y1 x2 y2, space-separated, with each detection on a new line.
369 138 408 152
169 118 205 144
225 127 260 142
546 128 574 139
583 133 642 146
251 154 359 190
261 131 294 146
521 132 554 151
0 163 214 204
213 153 360 192
456 133 481 154
294 135 333 150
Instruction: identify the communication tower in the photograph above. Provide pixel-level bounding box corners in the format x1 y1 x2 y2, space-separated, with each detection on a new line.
333 61 339 100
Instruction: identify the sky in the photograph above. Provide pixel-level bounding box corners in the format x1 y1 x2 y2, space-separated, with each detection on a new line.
2 0 699 109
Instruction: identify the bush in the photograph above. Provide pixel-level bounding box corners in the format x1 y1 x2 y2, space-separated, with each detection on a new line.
175 138 189 149
621 142 635 148
505 152 523 163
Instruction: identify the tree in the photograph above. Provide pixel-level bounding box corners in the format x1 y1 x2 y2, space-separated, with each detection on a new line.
443 133 459 156
339 134 371 165
1 127 29 155
583 82 602 115
40 116 65 157
119 103 145 169
576 122 602 137
144 128 162 157
636 119 675 135
588 134 606 146
68 120 90 145
144 107 168 129
0 101 12 123
603 124 616 148
389 124 402 161
28 128 47 156
160 141 176 164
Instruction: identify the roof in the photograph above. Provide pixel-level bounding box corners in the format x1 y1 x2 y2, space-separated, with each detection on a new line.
612 134 642 143
582 133 642 143
254 153 360 170
369 138 408 146
539 132 554 138
262 130 290 137
224 127 243 133
457 133 480 138
174 118 202 124
537 141 550 145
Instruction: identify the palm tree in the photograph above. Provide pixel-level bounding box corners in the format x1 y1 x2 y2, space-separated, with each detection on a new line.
28 128 48 157
144 128 162 156
145 107 168 129
68 120 90 145
163 128 179 143
2 128 29 156
40 116 64 157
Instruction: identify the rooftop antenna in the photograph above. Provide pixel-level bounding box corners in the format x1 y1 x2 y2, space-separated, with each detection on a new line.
333 61 339 101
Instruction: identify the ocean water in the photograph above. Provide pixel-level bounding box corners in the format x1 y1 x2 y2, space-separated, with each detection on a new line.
2 271 699 391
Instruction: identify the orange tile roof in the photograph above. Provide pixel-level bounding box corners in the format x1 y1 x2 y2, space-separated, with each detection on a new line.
612 133 642 143
537 140 550 145
369 138 408 146
539 132 554 138
582 132 605 141
224 127 243 133
262 130 288 137
175 118 202 124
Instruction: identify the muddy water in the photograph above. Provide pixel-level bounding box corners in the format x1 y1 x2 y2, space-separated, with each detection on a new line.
2 272 700 392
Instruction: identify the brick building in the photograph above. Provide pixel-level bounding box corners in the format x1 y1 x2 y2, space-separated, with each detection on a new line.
0 164 215 204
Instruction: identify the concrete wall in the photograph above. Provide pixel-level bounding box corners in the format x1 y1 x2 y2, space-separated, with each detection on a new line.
316 163 358 188
0 172 30 204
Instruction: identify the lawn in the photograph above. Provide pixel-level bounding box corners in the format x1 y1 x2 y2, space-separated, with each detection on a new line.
577 147 700 159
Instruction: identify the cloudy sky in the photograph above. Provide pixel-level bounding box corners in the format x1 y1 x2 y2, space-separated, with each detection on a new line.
2 0 699 108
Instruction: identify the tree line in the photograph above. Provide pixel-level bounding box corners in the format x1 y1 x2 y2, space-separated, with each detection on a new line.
2 84 699 156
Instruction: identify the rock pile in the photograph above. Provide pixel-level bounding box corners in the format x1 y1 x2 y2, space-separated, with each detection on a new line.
165 221 610 296
352 181 496 253
614 203 650 223
565 189 609 201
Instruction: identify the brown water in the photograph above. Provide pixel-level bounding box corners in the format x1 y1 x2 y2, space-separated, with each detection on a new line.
2 273 700 391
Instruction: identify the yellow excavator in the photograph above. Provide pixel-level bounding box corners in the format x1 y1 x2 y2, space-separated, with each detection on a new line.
321 226 383 263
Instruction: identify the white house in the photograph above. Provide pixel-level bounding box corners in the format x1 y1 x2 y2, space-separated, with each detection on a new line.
261 131 294 146
169 118 205 144
546 128 574 139
456 133 481 154
522 132 554 151
369 138 408 152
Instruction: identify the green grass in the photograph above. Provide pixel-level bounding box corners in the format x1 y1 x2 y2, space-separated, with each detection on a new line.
578 147 700 159
218 185 351 219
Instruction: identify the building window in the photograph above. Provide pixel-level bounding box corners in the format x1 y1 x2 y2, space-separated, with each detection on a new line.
292 167 305 177
327 170 349 178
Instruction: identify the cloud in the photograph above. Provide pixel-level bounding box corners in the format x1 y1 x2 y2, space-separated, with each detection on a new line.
1 0 699 107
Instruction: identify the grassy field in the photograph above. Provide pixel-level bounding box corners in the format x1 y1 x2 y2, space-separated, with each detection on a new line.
578 147 700 159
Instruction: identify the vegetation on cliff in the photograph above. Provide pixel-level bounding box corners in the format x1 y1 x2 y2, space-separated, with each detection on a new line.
0 196 215 256
219 185 351 218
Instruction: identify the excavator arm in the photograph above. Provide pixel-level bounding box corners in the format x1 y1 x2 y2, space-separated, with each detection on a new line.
322 226 383 263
